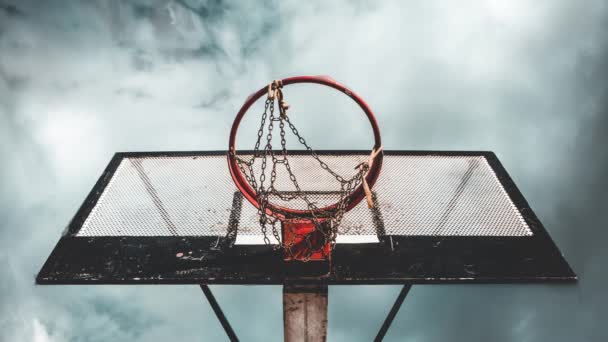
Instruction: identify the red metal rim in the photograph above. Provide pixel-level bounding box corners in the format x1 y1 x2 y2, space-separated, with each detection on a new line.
228 75 383 220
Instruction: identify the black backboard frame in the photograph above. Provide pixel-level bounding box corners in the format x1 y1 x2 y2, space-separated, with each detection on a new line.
36 150 576 285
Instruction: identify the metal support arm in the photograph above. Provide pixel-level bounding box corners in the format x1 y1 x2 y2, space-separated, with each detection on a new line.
200 284 239 342
374 284 412 341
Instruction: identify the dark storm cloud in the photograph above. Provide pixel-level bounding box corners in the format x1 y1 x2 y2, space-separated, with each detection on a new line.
541 19 608 341
1 1 607 341
0 3 25 18
0 1 282 340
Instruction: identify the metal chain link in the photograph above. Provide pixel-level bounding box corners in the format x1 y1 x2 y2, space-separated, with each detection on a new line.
231 83 368 260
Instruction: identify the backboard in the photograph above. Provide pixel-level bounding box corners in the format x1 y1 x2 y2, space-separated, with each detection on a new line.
37 150 575 284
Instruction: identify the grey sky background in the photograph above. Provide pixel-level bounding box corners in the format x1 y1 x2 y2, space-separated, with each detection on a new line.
0 0 606 341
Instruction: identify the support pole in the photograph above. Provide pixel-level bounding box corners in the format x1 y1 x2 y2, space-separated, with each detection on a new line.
374 284 412 342
283 284 328 342
200 284 239 342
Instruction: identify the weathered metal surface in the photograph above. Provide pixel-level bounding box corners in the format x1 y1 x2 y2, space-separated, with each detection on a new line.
283 285 328 342
36 150 577 285
36 234 576 284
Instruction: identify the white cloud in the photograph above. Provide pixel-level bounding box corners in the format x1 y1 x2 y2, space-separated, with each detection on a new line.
0 1 605 341
32 319 53 342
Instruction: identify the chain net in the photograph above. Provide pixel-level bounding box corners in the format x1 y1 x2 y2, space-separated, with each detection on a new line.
230 80 373 261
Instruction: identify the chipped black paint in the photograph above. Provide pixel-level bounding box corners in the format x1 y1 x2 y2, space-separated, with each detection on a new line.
37 150 577 285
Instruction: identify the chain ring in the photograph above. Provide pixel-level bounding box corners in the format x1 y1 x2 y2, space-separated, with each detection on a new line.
230 89 367 260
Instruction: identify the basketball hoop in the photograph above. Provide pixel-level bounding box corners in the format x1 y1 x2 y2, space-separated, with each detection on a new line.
227 75 383 261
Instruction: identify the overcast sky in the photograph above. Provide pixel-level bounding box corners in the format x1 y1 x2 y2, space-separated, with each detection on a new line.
1 0 607 341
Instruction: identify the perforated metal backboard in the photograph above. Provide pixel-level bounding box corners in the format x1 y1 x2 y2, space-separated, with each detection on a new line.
37 150 575 284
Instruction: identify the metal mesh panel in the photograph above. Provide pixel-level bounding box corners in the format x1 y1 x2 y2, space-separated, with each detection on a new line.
77 153 532 238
